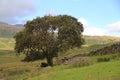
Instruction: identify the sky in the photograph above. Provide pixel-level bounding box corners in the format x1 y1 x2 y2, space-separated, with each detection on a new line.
0 0 120 36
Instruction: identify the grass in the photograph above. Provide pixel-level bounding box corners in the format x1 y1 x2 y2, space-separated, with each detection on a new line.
10 53 119 80
0 50 25 64
0 36 120 80
84 35 120 45
27 60 120 80
58 36 120 58
0 50 15 55
0 61 40 80
90 53 120 62
0 55 119 80
58 44 109 58
0 38 15 50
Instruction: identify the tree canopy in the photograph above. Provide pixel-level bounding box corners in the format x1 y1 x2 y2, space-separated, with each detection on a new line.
14 15 84 66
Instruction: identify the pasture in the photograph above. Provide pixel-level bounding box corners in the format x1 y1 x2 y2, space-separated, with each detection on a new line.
0 36 120 80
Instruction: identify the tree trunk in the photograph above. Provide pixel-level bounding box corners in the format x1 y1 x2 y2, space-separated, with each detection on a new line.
46 55 53 66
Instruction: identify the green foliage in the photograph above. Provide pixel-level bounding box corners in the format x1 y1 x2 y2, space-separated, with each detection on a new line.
97 57 110 62
14 15 84 66
58 15 84 51
22 52 45 62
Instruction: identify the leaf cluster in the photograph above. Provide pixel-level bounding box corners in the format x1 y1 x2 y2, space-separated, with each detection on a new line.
14 15 84 63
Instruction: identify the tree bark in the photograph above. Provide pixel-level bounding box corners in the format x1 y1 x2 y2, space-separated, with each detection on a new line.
46 55 53 66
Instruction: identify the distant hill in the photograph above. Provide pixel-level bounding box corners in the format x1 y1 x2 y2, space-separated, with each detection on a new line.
0 22 9 25
13 24 24 27
0 23 24 38
84 35 120 45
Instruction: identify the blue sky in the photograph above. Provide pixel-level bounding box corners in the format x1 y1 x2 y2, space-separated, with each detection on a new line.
25 0 120 26
0 0 120 36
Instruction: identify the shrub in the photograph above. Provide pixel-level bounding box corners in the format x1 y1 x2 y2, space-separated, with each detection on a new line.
111 55 117 59
68 57 92 68
97 57 110 62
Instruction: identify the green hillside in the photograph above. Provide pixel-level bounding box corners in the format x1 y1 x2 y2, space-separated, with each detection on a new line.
0 34 120 80
0 38 15 50
84 35 120 45
0 23 23 38
29 60 120 80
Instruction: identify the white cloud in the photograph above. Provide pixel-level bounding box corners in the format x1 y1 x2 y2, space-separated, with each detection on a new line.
83 27 107 36
78 18 120 37
0 0 37 24
78 17 107 36
107 21 120 32
106 21 120 37
78 17 89 28
45 9 57 16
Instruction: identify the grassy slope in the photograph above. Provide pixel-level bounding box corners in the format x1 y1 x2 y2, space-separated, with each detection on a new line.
0 23 23 38
0 38 15 50
59 36 120 58
0 23 23 49
29 60 120 80
84 35 120 45
0 36 120 80
27 36 120 80
0 50 24 64
0 23 23 50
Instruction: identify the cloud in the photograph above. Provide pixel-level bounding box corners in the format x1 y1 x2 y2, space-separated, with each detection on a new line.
45 9 57 16
78 18 120 37
106 21 120 37
78 17 89 28
83 27 107 36
0 0 37 24
107 21 120 32
78 17 107 36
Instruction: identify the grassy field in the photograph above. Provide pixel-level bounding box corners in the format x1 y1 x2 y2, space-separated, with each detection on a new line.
0 53 120 80
0 38 15 50
0 36 120 80
0 50 24 64
28 60 120 80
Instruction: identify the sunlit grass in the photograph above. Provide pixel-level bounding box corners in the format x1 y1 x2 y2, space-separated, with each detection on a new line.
28 60 120 80
0 38 15 50
0 36 120 80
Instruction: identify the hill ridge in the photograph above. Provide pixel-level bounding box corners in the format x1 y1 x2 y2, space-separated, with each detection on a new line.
70 41 120 59
0 23 24 38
